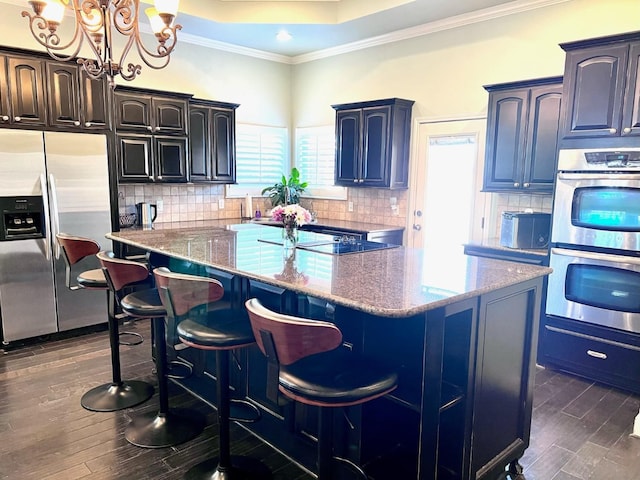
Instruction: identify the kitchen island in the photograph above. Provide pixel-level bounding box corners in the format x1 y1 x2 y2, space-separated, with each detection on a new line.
108 222 552 480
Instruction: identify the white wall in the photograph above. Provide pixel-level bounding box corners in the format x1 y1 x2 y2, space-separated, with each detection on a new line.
291 0 640 126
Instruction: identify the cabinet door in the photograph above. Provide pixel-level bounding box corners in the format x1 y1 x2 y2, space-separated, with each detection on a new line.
154 136 187 182
335 109 361 185
483 89 528 191
188 106 210 181
361 106 391 187
152 97 187 135
622 42 640 137
560 44 628 138
211 108 235 182
114 91 152 131
0 55 10 125
7 56 47 126
46 62 81 128
117 134 153 182
522 85 562 192
80 71 110 130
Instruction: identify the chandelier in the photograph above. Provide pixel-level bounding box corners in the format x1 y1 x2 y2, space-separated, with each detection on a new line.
22 0 181 85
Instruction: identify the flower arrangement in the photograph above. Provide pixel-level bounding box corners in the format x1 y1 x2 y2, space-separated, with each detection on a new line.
271 204 312 247
271 204 313 229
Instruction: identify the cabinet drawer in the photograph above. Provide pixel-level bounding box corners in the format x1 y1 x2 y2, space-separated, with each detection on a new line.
543 325 640 389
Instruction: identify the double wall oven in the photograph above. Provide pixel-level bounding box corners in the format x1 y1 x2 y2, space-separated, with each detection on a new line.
545 147 640 392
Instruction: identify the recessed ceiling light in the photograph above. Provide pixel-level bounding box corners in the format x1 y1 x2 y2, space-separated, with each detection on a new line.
276 30 292 42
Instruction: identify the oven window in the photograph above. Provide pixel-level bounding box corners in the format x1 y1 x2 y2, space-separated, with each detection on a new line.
566 264 640 313
572 187 640 231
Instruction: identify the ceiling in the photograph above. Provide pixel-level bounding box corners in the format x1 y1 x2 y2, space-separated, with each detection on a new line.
149 0 556 61
3 0 566 62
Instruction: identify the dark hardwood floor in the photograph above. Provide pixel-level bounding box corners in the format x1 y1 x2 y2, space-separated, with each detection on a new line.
1 319 639 480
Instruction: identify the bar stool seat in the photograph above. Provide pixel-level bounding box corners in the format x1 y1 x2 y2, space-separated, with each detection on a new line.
97 258 205 449
154 267 270 480
56 233 153 413
245 298 398 480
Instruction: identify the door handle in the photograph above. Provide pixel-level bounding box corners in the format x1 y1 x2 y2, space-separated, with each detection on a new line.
40 173 51 261
413 224 422 231
49 174 61 259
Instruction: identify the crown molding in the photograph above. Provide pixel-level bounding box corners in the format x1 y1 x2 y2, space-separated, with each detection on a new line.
291 0 571 64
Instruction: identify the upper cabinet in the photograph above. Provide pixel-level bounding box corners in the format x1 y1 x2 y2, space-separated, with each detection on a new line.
483 77 563 193
559 31 640 144
333 98 414 189
4 54 47 127
114 88 189 135
0 49 110 131
189 99 239 183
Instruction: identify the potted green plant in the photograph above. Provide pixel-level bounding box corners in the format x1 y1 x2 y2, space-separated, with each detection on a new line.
261 167 308 207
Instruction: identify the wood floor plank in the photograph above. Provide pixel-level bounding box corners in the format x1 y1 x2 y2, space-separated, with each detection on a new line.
3 321 640 480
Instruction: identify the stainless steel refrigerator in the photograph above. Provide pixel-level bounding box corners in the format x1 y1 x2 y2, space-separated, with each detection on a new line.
0 130 112 343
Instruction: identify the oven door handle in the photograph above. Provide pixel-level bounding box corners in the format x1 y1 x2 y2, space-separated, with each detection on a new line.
557 172 640 181
551 247 640 265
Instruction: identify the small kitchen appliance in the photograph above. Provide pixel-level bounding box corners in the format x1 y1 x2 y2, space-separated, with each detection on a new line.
500 211 551 249
135 202 157 228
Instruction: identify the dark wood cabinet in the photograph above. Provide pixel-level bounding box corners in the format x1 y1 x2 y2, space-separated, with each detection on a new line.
333 98 414 189
189 99 239 183
559 31 640 142
114 87 191 183
114 88 189 135
0 55 9 125
483 77 562 193
116 133 187 182
6 55 47 127
46 61 80 129
79 70 110 130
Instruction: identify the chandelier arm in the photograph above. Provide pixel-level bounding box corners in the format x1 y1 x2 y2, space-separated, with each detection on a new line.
21 10 85 61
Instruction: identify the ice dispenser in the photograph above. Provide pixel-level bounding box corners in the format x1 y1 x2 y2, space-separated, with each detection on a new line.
0 196 45 241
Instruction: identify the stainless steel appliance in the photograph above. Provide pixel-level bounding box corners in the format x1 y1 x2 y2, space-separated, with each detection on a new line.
547 147 640 333
0 130 112 343
500 211 551 249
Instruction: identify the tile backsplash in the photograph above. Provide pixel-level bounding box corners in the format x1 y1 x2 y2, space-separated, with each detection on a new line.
118 184 408 227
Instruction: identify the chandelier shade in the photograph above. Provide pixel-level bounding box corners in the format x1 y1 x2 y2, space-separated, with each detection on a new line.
22 0 182 85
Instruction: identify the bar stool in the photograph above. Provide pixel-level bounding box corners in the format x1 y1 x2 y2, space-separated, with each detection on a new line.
56 233 154 412
96 254 206 449
245 298 398 480
154 267 270 480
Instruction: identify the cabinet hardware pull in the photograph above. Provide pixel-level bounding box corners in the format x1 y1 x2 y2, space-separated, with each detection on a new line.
523 183 530 188
155 126 161 132
85 122 92 127
353 179 358 183
513 182 520 187
147 126 153 131
586 349 607 360
609 128 617 134
1 115 8 121
14 116 21 122
74 121 80 126
623 127 632 134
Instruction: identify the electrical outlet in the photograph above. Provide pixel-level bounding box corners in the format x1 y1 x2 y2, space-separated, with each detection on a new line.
348 201 354 212
156 200 163 213
390 197 397 206
218 198 225 209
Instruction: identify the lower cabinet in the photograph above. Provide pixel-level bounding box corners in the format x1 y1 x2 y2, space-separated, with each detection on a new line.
541 316 640 395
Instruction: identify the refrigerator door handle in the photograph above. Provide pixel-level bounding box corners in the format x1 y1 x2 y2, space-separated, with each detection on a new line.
49 173 61 259
39 173 51 261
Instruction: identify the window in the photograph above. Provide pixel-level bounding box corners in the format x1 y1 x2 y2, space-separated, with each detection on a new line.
296 126 347 200
226 124 288 198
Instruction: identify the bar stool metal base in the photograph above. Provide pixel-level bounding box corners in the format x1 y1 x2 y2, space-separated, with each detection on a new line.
80 381 154 412
185 455 272 480
125 408 205 448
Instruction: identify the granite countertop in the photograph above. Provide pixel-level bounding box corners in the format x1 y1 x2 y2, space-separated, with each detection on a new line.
108 223 551 318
